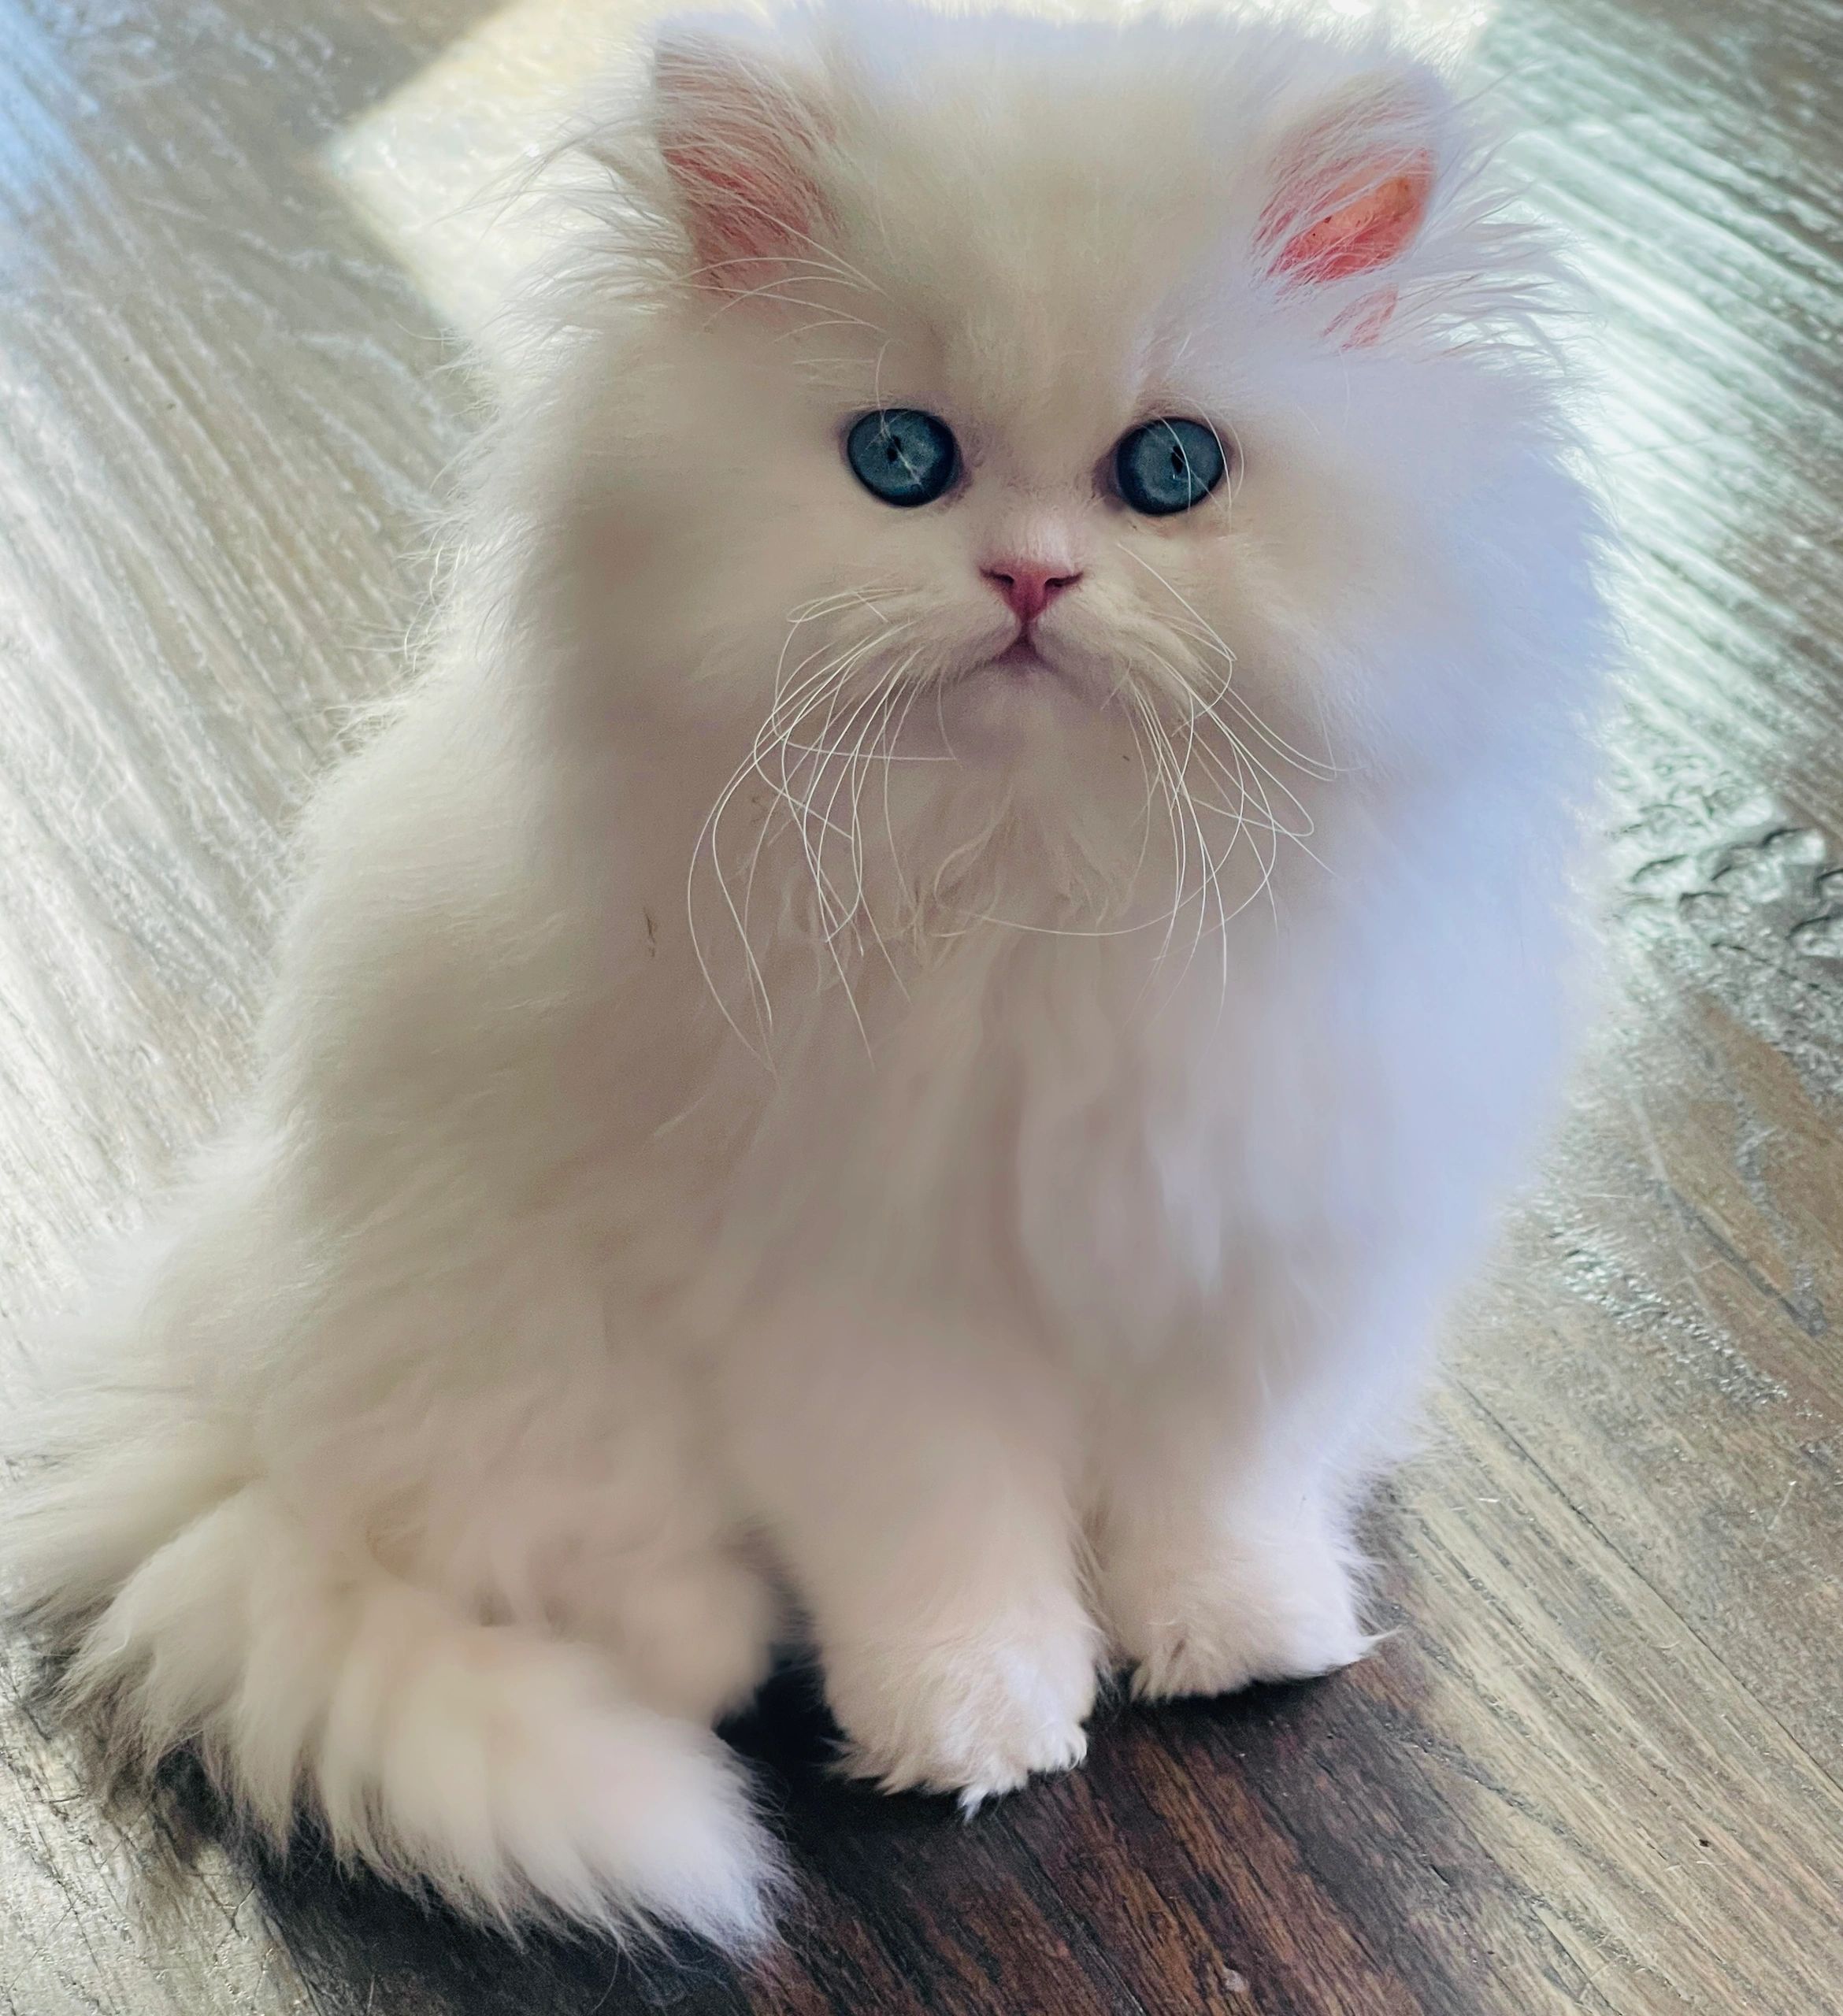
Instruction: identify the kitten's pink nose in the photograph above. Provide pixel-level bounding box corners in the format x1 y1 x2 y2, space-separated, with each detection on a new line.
981 560 1082 625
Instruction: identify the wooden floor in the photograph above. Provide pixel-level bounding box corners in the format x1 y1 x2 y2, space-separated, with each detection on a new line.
3 1 1841 2010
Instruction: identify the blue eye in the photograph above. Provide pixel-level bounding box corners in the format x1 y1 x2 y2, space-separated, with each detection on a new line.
1114 418 1227 516
845 409 958 507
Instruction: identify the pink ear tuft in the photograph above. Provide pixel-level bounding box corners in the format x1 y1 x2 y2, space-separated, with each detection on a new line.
1266 153 1433 284
1257 83 1440 313
652 32 828 281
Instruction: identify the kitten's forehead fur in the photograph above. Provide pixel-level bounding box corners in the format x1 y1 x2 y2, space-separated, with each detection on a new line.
812 13 1401 406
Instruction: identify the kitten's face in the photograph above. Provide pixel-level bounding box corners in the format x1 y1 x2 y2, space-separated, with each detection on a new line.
564 9 1563 934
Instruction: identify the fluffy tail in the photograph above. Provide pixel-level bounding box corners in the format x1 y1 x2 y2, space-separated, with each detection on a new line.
6 1446 776 1946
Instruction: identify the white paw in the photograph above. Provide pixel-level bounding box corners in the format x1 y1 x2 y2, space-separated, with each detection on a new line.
1106 1524 1374 1703
825 1601 1100 1805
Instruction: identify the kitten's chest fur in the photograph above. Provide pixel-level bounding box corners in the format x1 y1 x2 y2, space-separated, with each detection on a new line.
677 912 1328 1356
604 750 1559 1359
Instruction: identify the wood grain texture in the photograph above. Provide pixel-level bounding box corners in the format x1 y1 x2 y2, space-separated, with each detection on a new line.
2 2 1841 2013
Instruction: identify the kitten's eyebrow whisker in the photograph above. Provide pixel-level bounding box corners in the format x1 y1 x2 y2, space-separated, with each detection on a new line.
668 186 887 301
740 218 888 301
870 339 895 424
779 317 887 348
680 248 881 298
703 285 884 335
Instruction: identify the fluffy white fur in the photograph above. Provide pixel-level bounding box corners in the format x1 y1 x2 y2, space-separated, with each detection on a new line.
6 1 1610 1948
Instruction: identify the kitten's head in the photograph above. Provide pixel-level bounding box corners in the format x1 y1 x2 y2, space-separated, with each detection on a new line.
533 3 1587 962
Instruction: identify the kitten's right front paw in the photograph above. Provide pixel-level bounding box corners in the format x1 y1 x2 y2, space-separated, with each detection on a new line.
825 1600 1100 1807
1103 1514 1371 1703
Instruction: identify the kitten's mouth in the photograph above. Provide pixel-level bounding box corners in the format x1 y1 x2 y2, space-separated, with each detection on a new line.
955 632 1092 706
963 633 1102 709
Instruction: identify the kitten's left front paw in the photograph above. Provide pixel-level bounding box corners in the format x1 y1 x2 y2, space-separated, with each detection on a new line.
825 1598 1100 1806
1105 1521 1374 1702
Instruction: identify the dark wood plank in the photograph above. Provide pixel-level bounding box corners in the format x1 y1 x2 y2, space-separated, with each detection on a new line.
4 1 1842 2012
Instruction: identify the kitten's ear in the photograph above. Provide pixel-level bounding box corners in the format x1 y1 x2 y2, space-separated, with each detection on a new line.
1255 76 1443 338
651 24 830 283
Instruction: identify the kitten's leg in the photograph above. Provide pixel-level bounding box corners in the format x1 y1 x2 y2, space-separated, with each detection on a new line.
1094 1363 1374 1701
719 1304 1099 1801
470 1351 780 1727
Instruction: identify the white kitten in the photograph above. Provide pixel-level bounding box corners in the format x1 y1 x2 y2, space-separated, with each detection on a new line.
6 0 1610 1948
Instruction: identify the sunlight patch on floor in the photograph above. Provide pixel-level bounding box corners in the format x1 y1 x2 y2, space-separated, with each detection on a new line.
323 0 659 346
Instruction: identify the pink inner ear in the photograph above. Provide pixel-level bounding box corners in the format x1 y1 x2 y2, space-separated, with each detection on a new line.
661 135 817 270
1263 149 1434 287
654 43 825 282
